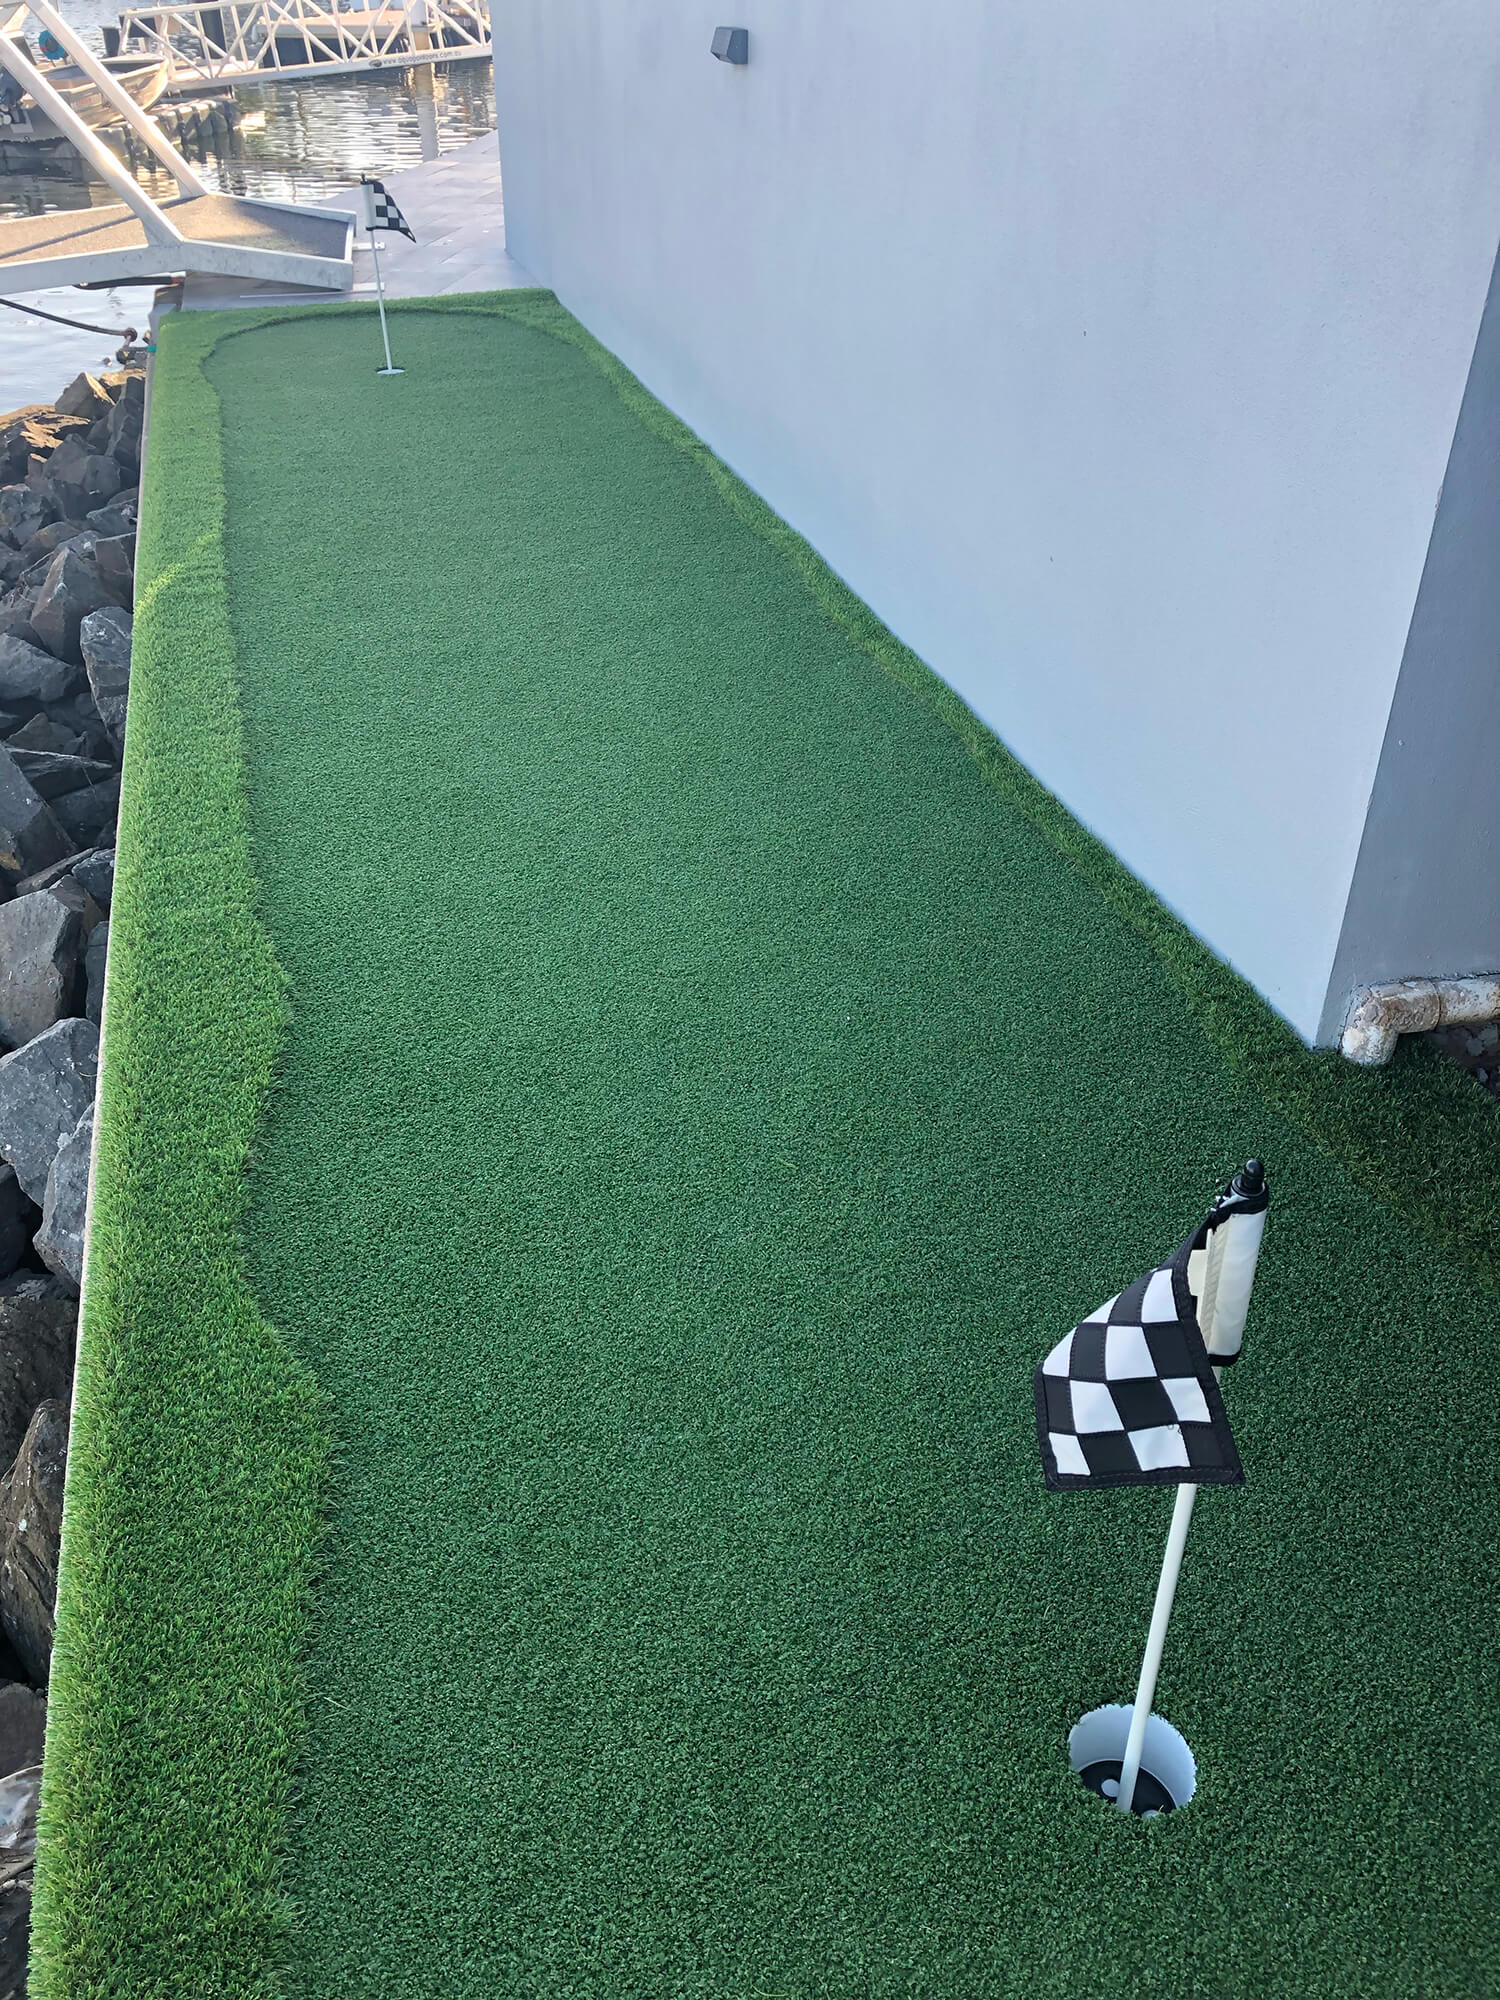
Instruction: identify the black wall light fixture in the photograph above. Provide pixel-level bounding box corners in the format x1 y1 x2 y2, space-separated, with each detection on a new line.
711 26 749 64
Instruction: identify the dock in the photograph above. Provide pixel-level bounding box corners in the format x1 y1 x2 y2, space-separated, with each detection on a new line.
340 132 528 299
178 132 529 309
1 191 353 293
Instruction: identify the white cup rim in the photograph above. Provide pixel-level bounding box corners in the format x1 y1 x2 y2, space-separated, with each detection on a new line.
1067 1702 1197 1810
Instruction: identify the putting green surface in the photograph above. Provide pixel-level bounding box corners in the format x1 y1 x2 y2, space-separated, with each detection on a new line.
33 296 1500 1998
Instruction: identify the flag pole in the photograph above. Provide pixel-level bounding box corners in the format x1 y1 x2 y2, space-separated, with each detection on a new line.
1115 1159 1267 1815
368 221 402 376
1116 1482 1198 1812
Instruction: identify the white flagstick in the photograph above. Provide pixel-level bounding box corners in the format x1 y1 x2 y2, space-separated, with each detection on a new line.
1115 1482 1198 1813
356 181 404 377
368 222 402 376
1115 1160 1267 1814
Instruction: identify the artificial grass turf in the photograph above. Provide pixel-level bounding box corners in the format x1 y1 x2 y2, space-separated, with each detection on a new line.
27 330 327 1997
31 293 1500 1997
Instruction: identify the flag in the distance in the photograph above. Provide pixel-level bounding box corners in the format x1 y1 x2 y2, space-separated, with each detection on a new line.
358 175 416 243
355 175 412 374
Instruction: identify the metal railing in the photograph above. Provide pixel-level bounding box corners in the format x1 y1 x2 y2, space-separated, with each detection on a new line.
114 0 491 88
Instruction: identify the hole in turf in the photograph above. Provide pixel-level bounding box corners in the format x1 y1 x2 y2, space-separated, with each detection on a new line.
1068 1704 1196 1815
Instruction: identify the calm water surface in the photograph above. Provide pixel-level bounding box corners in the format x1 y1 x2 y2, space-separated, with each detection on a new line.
0 1 495 405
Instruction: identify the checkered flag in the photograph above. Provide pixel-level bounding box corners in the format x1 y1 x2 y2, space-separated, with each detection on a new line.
359 175 416 243
1035 1172 1268 1493
1039 1164 1269 1816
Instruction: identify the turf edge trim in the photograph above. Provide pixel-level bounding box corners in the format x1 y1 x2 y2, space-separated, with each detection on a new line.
28 309 331 1999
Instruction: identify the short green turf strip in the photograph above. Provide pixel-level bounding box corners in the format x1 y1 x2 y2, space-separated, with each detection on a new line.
30 293 1500 1997
213 307 1494 1997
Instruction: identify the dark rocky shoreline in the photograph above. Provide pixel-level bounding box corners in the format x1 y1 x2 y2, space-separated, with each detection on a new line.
0 367 139 1997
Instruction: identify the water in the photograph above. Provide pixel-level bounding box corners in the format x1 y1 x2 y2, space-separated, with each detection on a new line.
0 1 496 406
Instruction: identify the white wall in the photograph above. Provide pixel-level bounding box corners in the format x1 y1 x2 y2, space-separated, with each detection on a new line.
494 3 1500 1042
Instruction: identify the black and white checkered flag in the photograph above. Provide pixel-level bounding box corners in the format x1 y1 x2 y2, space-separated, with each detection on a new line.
359 175 416 243
1035 1175 1268 1493
1040 1164 1269 1817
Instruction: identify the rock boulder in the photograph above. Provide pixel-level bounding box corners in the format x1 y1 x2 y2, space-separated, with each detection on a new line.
0 1017 99 1202
92 534 133 608
0 488 53 552
0 409 88 485
31 547 120 666
0 890 83 1048
0 634 79 707
0 1285 74 1468
36 1108 91 1296
0 1399 67 1685
15 521 90 577
39 692 108 760
0 600 42 655
79 606 131 744
13 852 92 899
70 849 113 911
104 378 144 479
55 373 113 424
84 918 108 1027
82 499 134 540
0 1765 38 1865
0 1873 28 2000
34 439 121 525
0 747 71 887
52 776 119 850
10 751 115 803
4 718 60 756
43 874 104 935
0 1686 43 1778
0 1173 29 1285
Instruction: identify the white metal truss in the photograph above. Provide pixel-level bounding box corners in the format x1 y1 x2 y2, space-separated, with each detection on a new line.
0 11 188 247
29 0 207 198
114 0 492 92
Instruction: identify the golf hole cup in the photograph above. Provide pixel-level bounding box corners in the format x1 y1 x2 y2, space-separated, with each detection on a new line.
1069 1704 1197 1817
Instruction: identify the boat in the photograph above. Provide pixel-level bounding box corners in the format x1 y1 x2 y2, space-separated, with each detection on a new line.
0 44 170 153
